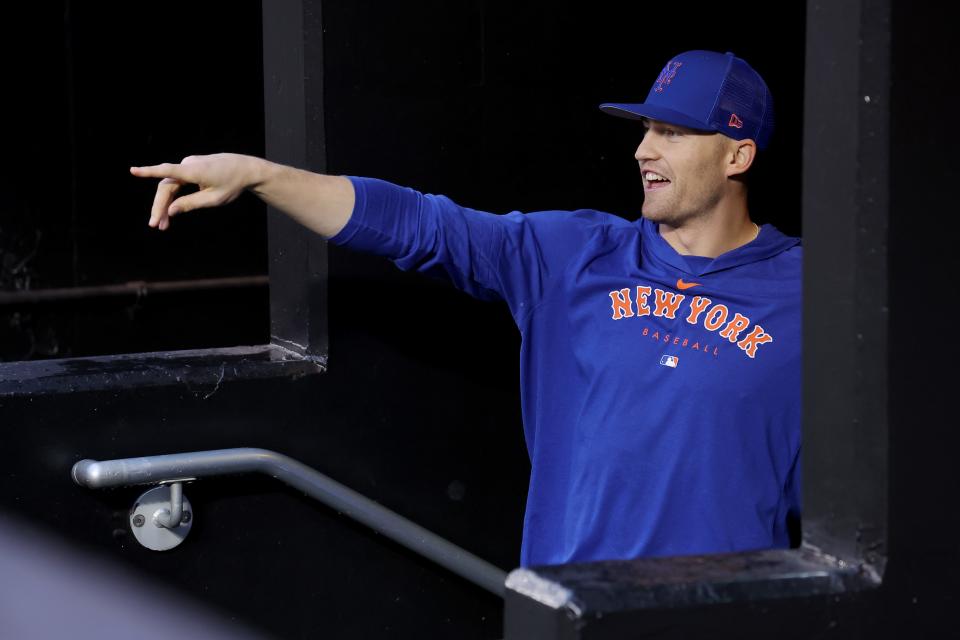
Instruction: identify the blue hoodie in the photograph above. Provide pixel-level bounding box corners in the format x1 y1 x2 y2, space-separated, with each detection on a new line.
330 176 802 568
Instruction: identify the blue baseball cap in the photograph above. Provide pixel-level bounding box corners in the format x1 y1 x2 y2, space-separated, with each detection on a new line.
600 50 774 150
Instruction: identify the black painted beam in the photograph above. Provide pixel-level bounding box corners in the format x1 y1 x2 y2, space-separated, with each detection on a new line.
802 0 889 570
504 547 871 639
262 0 330 361
0 345 322 397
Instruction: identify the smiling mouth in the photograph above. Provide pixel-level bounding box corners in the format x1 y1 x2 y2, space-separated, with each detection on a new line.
643 171 672 191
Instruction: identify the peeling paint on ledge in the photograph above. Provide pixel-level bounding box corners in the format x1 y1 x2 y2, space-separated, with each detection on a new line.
0 344 325 397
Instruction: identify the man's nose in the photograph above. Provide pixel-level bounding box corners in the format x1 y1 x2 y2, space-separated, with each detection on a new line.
634 136 656 162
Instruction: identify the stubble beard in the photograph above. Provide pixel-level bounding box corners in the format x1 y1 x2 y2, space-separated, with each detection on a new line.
641 180 724 229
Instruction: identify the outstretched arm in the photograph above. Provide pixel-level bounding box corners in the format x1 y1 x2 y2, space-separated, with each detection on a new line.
130 153 354 238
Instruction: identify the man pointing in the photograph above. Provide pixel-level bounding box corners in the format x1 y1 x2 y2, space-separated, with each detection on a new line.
132 50 800 567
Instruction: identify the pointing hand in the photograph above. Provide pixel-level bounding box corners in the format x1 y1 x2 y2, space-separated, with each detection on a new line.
129 153 257 231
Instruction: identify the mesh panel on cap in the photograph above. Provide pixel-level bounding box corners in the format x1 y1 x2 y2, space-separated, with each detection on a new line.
712 60 774 149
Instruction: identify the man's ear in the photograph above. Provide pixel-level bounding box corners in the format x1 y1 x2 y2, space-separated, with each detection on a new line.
726 139 757 178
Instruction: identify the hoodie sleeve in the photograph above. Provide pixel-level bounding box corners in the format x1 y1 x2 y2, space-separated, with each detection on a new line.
328 176 599 321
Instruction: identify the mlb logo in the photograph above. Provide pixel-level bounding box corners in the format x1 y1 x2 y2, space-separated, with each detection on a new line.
659 355 679 368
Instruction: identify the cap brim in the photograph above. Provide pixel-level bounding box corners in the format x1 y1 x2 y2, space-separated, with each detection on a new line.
599 102 716 134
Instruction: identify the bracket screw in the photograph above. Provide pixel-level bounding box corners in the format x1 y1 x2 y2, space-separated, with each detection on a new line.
181 511 192 524
132 514 145 527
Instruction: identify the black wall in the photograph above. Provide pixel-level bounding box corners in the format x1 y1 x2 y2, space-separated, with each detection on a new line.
321 1 804 228
1 1 269 360
885 0 960 634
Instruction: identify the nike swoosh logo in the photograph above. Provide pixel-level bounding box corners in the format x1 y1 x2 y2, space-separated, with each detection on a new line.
676 279 701 290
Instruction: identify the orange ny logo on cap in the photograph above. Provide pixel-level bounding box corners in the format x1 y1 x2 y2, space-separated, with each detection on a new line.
654 61 683 93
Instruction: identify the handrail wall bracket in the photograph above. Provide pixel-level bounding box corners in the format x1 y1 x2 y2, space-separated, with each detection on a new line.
129 482 193 551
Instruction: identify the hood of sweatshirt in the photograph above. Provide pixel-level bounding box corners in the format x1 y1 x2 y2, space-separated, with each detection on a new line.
637 217 801 278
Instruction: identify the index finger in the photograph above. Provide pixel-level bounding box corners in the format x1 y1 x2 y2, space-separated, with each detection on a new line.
130 163 190 181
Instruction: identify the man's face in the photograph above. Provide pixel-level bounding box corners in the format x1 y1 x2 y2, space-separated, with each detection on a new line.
634 118 731 226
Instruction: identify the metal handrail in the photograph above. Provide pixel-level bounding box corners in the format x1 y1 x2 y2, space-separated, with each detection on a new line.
0 275 268 306
72 448 507 597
